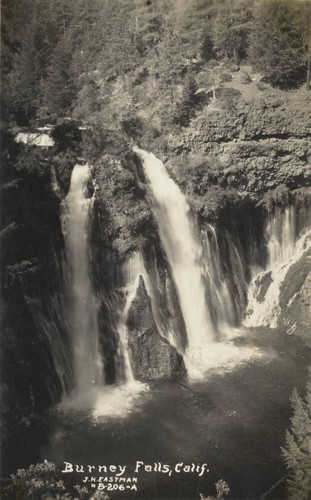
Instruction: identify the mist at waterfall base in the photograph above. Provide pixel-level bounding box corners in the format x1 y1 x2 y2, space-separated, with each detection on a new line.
4 152 311 499
60 164 147 414
134 149 243 377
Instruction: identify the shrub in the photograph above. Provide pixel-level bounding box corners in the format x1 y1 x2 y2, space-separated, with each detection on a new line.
51 122 82 152
1 461 109 500
216 87 241 111
240 71 252 84
121 114 144 140
259 185 290 211
200 479 230 500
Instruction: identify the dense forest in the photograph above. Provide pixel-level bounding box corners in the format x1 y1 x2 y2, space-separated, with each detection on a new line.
2 0 311 132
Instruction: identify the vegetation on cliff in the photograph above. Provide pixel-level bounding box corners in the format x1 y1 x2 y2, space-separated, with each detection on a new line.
2 0 310 129
92 154 156 257
2 0 311 244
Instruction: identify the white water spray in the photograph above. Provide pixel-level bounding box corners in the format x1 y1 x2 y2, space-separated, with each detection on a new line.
116 254 145 383
245 205 311 327
61 165 103 396
266 205 296 267
201 226 241 332
134 147 217 368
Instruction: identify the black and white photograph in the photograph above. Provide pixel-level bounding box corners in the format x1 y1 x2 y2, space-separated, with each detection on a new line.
1 0 311 498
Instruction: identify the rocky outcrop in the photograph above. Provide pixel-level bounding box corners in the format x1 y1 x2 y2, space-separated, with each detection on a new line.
127 277 186 381
1 138 71 416
278 248 311 343
154 83 311 204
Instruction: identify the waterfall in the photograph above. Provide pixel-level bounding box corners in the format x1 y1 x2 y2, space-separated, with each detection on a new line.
51 165 61 198
201 226 246 332
61 165 103 396
266 205 296 267
134 147 216 363
116 254 143 383
244 204 311 327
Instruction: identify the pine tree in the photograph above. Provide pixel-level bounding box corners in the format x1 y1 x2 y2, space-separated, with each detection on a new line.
262 0 311 89
200 479 230 500
173 73 199 127
248 7 301 88
281 370 311 499
40 32 78 116
212 5 253 64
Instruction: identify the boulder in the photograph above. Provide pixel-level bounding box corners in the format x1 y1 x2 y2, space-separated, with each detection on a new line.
127 276 186 381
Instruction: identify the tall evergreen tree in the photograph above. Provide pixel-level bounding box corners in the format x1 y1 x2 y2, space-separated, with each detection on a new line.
262 0 311 90
281 372 311 499
40 31 78 116
248 7 301 87
213 7 252 64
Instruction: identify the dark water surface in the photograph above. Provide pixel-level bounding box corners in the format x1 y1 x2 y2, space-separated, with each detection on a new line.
3 328 311 500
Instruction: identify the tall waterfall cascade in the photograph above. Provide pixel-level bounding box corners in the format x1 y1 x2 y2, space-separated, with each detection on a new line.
134 148 215 355
132 147 261 377
61 165 103 396
244 204 311 328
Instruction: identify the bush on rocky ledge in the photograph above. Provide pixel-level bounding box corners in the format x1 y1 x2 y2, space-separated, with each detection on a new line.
92 155 157 258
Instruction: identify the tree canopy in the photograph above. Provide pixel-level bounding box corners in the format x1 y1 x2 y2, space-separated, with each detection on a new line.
2 0 310 129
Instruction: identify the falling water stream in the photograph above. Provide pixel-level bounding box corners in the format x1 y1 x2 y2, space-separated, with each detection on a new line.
61 165 103 396
245 205 311 328
133 147 262 378
116 255 144 383
134 148 215 361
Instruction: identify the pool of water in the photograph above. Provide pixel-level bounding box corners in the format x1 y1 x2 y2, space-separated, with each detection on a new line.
2 328 310 499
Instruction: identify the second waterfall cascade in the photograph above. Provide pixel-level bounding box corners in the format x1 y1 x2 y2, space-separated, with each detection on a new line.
133 147 258 377
61 165 103 398
134 148 215 354
245 204 311 328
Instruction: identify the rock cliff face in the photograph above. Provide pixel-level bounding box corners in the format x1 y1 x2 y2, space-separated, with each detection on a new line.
279 248 311 343
154 74 311 203
127 277 186 381
1 136 71 417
